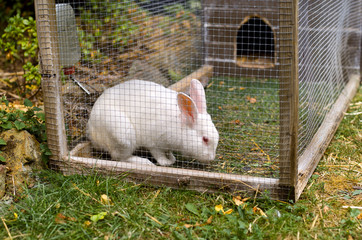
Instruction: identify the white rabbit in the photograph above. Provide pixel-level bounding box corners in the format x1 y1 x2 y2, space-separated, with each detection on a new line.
87 79 219 166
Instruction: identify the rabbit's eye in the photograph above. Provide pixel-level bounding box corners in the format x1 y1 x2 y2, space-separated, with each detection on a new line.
202 136 209 145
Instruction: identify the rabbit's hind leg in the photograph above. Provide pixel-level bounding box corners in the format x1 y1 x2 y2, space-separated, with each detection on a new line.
106 115 154 166
150 149 176 166
108 144 154 165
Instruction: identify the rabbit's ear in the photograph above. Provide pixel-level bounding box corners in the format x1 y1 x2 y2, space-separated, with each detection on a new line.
177 92 198 126
190 79 207 114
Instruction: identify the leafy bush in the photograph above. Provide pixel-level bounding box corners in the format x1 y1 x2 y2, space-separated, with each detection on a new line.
0 13 40 98
0 0 34 35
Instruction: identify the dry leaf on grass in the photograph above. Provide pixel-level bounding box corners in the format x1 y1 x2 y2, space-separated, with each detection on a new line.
100 194 113 205
184 216 213 228
55 213 76 224
233 196 250 208
253 206 267 217
246 96 257 103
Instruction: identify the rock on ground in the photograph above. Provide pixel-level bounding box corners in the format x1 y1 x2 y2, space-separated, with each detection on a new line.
0 129 44 198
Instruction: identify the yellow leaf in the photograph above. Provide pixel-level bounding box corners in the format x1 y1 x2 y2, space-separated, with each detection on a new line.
101 194 112 205
215 204 223 212
239 87 245 90
6 212 19 222
83 220 91 227
358 211 362 220
228 87 235 91
224 209 233 215
253 206 267 217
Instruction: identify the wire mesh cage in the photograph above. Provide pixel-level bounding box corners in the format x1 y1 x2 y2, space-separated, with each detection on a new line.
35 0 361 201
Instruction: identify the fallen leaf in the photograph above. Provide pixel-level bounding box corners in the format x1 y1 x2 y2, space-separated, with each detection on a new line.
228 87 235 91
206 215 213 224
184 222 201 228
230 120 244 126
55 213 67 224
215 205 223 212
101 194 112 205
239 87 245 90
233 196 250 207
184 216 213 228
184 223 196 228
90 212 107 223
358 211 362 220
215 204 233 215
246 96 257 103
55 213 76 224
253 206 267 217
233 196 243 206
83 220 91 227
224 209 233 215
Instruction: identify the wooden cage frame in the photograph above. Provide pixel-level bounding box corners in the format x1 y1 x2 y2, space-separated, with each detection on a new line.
35 0 360 201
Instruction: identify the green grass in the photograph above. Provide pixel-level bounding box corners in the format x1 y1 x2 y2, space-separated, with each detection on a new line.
205 77 280 177
0 88 360 240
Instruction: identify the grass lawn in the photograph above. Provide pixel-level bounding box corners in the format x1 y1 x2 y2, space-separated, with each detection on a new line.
0 87 360 239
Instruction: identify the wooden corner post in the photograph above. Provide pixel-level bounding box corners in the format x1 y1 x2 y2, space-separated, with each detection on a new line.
278 0 299 201
35 0 68 164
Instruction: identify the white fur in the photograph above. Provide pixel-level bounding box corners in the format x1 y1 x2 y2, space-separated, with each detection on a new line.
87 79 219 166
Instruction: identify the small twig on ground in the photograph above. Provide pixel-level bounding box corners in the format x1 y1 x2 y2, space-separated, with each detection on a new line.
253 184 260 205
72 183 102 204
1 217 12 240
149 189 161 206
144 212 162 226
344 111 362 116
251 139 271 162
0 89 21 99
342 206 362 210
0 72 23 77
310 213 319 230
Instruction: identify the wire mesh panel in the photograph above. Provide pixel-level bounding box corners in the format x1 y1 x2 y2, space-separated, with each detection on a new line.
295 0 361 198
298 0 361 157
35 0 360 201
